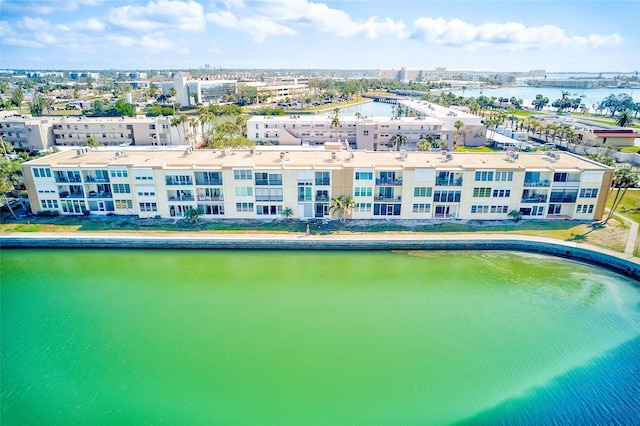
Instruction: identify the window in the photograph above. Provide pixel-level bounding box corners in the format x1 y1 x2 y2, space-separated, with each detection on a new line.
315 172 330 186
495 171 513 181
234 169 253 180
40 199 59 209
354 187 373 197
532 206 545 216
355 171 373 180
412 203 431 213
115 199 133 209
492 189 511 198
490 205 509 214
354 203 372 213
554 172 568 182
255 188 283 202
236 202 254 212
473 187 492 197
110 169 128 178
255 172 282 186
471 205 490 214
576 204 594 214
549 204 561 215
137 191 156 197
135 175 153 181
579 188 598 198
235 187 253 197
256 204 283 215
475 171 494 181
113 183 131 194
414 187 433 197
33 167 52 178
433 191 461 202
139 202 157 212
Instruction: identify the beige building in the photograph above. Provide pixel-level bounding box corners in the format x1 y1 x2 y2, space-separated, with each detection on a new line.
248 115 454 150
0 114 186 151
0 114 55 152
22 148 612 222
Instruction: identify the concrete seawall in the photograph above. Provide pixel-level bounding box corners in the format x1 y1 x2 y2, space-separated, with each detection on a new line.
2 233 639 281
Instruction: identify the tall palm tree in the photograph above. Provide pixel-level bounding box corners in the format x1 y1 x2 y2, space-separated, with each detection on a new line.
330 194 355 223
453 120 465 147
84 136 101 148
330 108 341 141
604 165 639 224
390 133 407 151
417 135 436 151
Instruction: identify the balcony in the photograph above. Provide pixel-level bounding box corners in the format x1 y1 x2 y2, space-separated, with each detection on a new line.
197 195 223 202
59 191 84 199
315 196 329 202
84 176 110 183
55 176 82 183
87 191 113 199
166 178 193 186
521 195 547 203
195 178 223 186
549 195 577 203
435 178 463 186
169 196 195 202
255 179 283 186
523 180 550 187
375 178 403 186
374 195 402 201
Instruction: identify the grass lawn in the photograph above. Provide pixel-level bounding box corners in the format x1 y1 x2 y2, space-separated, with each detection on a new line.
618 146 640 153
455 146 501 153
607 188 640 223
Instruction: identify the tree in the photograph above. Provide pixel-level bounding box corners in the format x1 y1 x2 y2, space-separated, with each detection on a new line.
183 207 201 224
282 207 294 221
84 136 101 148
10 88 24 109
508 209 523 222
604 165 639 224
390 133 407 151
616 110 632 127
531 94 549 111
330 108 341 141
0 157 22 219
330 194 355 223
417 135 436 151
453 120 465 147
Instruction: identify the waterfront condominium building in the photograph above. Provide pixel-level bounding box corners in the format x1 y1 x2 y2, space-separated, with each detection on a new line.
247 115 456 150
22 147 612 221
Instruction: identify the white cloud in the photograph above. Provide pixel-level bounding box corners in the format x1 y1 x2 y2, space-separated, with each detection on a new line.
17 17 52 31
1 0 103 15
108 0 206 32
73 18 107 32
205 0 408 41
411 17 623 51
106 32 176 52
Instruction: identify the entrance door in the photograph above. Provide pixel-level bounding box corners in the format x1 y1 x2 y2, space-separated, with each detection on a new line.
98 201 106 212
435 205 450 217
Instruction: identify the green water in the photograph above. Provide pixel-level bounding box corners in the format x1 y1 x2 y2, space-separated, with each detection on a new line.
2 249 639 424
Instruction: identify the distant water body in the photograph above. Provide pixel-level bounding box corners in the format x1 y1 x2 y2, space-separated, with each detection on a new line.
2 249 639 424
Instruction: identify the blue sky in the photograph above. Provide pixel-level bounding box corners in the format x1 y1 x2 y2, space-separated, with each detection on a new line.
0 0 638 72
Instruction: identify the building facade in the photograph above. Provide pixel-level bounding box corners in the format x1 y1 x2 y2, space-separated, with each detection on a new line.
247 115 454 150
22 148 612 222
0 114 186 151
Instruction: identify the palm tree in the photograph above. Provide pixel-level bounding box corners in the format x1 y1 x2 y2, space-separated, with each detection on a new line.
616 110 632 127
417 134 436 151
84 136 101 148
330 194 355 223
508 209 523 222
604 165 639 224
453 120 465 147
282 207 294 221
330 108 341 141
390 133 407 151
170 116 184 145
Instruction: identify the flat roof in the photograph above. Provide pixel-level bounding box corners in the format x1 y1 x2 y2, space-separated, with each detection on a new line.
25 148 611 172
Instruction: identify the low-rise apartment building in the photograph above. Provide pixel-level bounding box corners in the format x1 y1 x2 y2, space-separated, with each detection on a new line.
0 114 186 151
22 148 612 222
248 115 454 150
